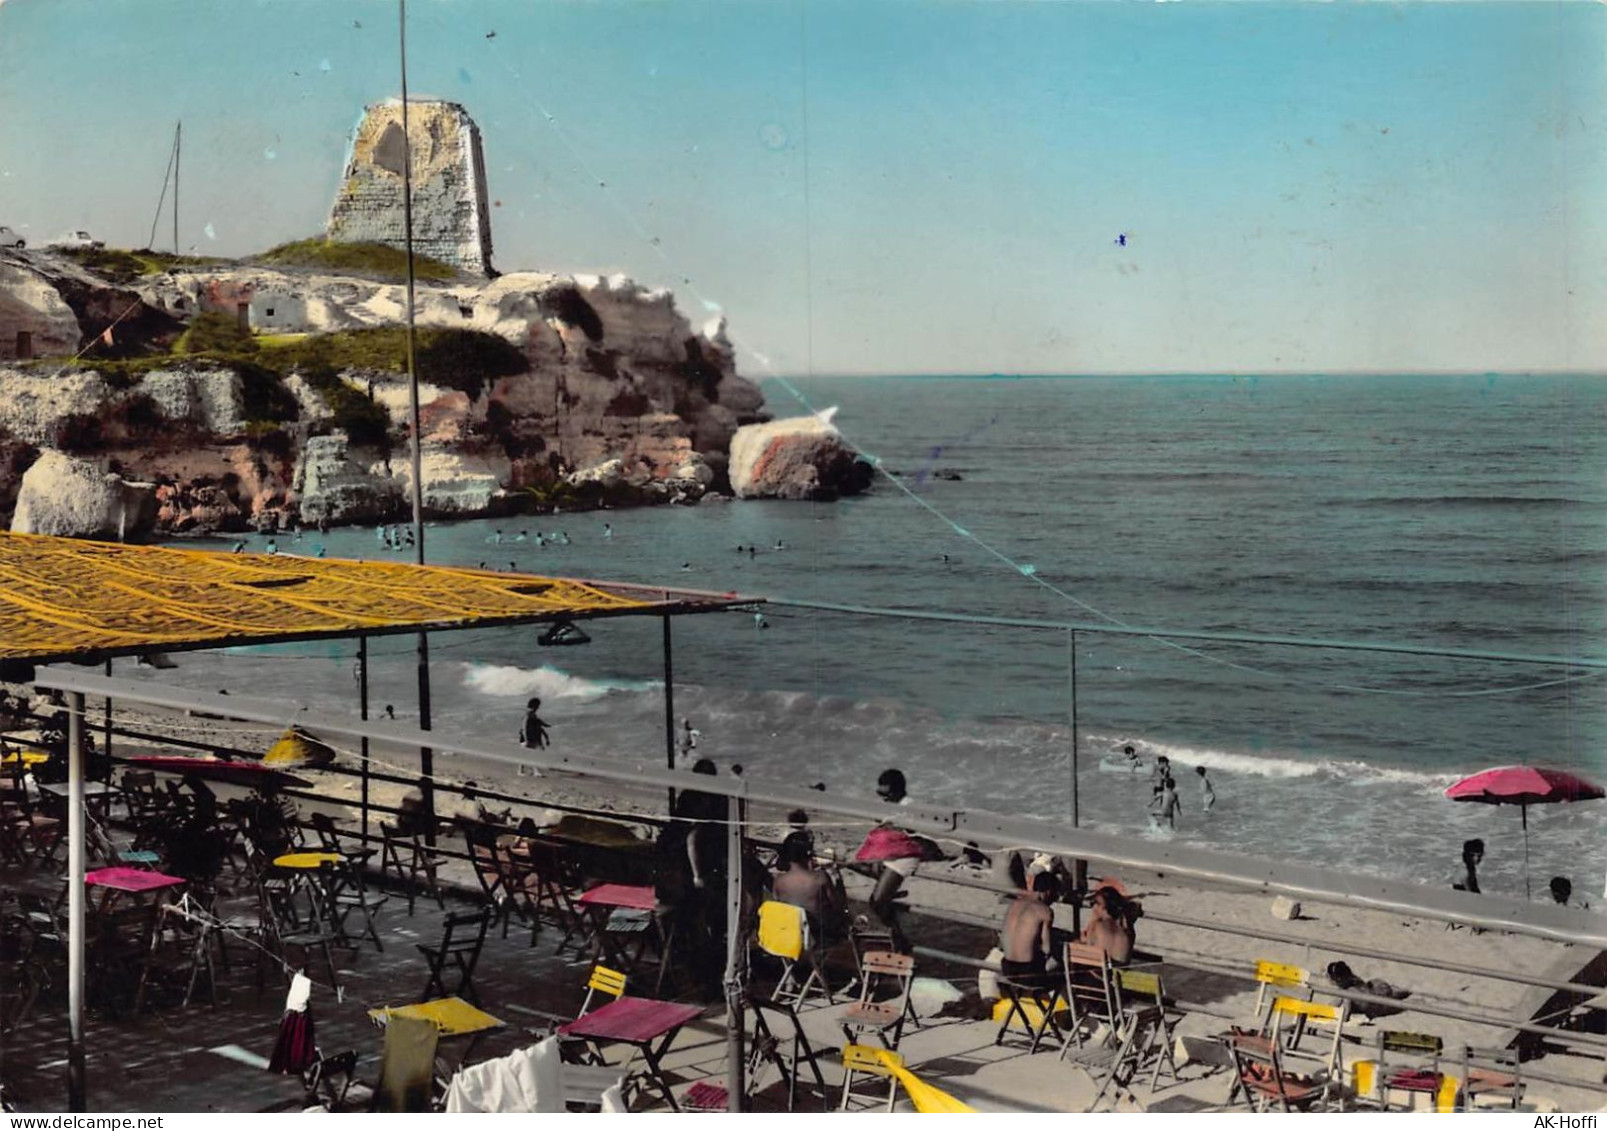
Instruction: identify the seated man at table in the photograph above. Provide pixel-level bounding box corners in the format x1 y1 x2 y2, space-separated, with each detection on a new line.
1000 870 1059 991
772 831 846 942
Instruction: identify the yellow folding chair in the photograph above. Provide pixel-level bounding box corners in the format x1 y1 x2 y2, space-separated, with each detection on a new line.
756 900 831 1008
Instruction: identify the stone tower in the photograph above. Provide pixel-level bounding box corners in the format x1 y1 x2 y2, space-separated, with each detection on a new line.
326 100 494 276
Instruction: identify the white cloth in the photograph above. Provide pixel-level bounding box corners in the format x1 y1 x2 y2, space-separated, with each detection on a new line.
284 971 312 1014
442 1038 563 1114
600 1084 628 1113
884 854 921 879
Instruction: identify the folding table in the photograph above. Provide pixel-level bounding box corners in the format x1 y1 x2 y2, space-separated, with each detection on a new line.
558 996 703 1111
370 995 505 1077
576 884 659 972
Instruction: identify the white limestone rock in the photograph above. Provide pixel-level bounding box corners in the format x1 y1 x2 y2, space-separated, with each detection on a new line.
566 458 625 489
0 368 112 444
292 433 404 525
379 446 509 514
727 409 873 501
11 450 157 540
0 260 81 362
138 369 247 434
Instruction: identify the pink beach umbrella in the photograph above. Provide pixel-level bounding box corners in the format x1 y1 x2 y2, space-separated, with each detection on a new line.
1445 766 1604 900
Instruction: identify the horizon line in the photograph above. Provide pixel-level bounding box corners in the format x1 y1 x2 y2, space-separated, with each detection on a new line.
756 369 1607 381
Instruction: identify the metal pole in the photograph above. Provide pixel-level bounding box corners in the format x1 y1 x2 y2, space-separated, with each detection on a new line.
358 636 370 843
398 0 434 841
172 122 180 255
722 793 747 1111
662 615 676 814
102 659 113 785
66 691 86 1112
1068 629 1079 829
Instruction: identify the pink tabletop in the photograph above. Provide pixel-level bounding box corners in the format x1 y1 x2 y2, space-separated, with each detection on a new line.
559 996 702 1044
578 883 656 911
85 866 185 893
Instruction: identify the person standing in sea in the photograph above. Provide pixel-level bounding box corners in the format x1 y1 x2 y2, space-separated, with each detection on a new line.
1196 765 1216 813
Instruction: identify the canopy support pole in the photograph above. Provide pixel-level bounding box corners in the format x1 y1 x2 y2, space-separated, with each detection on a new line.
723 793 747 1111
66 690 86 1112
358 636 370 844
663 615 676 814
101 659 113 785
1068 629 1086 931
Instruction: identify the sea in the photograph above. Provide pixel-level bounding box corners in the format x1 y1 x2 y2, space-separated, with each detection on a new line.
147 373 1607 898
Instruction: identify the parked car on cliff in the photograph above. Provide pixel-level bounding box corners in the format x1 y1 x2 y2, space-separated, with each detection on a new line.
0 226 24 249
49 230 103 250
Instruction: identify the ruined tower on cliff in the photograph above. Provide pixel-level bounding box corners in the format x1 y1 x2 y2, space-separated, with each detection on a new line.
326 100 494 276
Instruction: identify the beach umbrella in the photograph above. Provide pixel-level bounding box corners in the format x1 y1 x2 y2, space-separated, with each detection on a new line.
130 755 312 789
263 726 337 769
1444 766 1604 899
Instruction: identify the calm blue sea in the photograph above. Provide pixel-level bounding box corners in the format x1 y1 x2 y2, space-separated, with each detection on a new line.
155 374 1607 895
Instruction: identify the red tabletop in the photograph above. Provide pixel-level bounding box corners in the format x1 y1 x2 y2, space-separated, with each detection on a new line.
85 867 185 893
578 883 656 911
558 996 702 1044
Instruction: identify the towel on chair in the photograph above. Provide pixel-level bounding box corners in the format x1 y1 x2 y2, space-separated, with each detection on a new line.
443 1037 563 1113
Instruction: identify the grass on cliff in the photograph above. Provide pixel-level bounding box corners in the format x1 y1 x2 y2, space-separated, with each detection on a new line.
58 247 230 284
256 239 458 282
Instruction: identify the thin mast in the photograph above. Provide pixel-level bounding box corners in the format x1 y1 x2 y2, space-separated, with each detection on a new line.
173 122 180 254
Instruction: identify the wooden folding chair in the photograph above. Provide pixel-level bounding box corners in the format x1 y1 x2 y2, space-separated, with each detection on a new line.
325 857 388 953
1359 1030 1451 1112
519 837 586 957
1061 941 1120 1055
1252 959 1311 1025
379 821 443 916
838 1043 903 1112
559 965 629 1068
747 993 832 1111
417 907 491 1006
1228 995 1347 1112
840 951 916 1052
1115 966 1181 1096
756 900 832 1009
1459 1045 1524 1111
994 972 1063 1053
1065 1005 1168 1111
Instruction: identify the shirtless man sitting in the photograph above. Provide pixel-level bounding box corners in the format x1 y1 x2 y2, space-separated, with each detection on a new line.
772 830 845 940
1000 871 1060 991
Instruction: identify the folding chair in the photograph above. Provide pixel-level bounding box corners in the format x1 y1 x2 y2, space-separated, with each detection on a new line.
559 965 628 1067
1358 1030 1451 1112
848 920 895 980
1060 941 1120 1055
260 879 342 995
325 857 388 953
1230 995 1347 1112
994 971 1063 1053
839 951 916 1052
756 900 832 1009
417 907 492 1006
1065 1005 1167 1112
747 994 832 1111
519 837 586 957
379 821 444 916
1459 1045 1524 1111
1252 959 1311 1025
461 822 517 935
1115 966 1181 1096
838 1043 903 1112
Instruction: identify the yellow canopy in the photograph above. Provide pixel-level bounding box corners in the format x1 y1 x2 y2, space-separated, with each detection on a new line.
0 532 747 664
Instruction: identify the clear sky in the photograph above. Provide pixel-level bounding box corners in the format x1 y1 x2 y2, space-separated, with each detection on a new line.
0 0 1602 376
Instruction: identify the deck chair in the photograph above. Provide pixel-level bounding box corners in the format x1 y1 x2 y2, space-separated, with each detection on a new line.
372 1013 440 1112
756 900 832 1009
417 907 491 1006
747 994 831 1111
1458 1045 1524 1110
1060 941 1121 1054
839 951 916 1052
1116 966 1181 1095
379 821 444 916
1065 1004 1167 1111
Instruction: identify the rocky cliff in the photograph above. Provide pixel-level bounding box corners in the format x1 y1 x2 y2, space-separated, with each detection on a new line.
0 247 772 535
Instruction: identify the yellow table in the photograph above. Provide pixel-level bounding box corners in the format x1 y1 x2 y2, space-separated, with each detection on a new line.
273 851 344 869
1 750 48 767
368 996 504 1037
